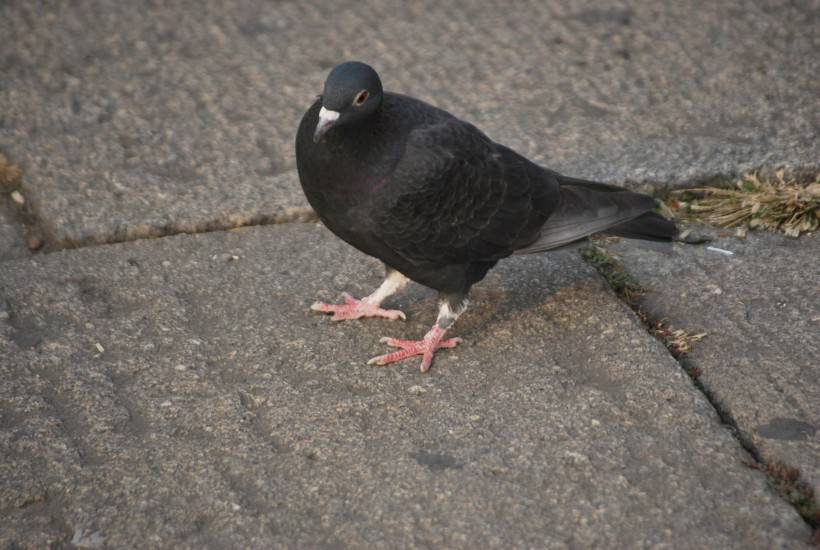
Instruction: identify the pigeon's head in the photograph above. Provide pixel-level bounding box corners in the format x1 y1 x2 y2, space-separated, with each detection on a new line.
313 61 383 143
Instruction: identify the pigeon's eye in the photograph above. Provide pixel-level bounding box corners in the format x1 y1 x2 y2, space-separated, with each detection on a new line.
353 90 369 106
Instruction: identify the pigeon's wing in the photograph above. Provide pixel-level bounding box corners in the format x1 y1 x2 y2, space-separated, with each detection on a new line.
513 179 677 253
371 119 557 265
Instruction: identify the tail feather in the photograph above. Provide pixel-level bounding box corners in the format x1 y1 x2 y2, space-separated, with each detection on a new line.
604 211 678 241
515 175 677 254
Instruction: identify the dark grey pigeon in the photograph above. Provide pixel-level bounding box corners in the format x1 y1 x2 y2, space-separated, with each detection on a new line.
296 61 677 372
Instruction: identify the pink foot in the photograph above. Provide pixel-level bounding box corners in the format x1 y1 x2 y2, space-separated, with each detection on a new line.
367 325 463 373
310 292 406 322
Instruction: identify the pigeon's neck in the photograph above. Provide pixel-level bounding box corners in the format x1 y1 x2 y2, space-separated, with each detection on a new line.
340 104 387 145
324 108 398 180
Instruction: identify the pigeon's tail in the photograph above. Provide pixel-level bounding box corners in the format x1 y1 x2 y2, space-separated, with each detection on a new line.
603 210 678 241
514 175 678 254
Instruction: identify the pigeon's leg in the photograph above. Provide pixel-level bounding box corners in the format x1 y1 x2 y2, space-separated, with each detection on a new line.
311 268 409 321
368 292 467 372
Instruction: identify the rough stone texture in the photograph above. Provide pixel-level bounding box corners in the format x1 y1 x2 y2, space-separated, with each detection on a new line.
609 230 820 498
0 224 810 548
0 199 28 261
1 0 818 247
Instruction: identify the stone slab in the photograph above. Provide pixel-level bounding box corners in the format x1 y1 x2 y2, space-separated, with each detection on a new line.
0 224 809 548
609 231 820 498
1 0 817 247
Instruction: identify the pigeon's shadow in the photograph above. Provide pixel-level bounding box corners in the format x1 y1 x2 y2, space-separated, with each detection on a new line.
376 252 596 343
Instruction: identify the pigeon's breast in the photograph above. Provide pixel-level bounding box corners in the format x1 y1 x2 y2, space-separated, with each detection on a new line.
299 115 401 200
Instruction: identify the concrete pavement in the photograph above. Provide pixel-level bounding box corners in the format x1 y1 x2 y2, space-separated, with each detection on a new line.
1 0 818 547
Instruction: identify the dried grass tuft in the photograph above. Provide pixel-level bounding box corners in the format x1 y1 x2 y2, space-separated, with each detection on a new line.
649 323 707 357
670 171 820 237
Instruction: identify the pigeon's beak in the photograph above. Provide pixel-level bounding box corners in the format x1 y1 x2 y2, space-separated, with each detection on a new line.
313 106 340 143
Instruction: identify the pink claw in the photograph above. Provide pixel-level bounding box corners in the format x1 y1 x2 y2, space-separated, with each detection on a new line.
310 292 406 322
368 325 463 373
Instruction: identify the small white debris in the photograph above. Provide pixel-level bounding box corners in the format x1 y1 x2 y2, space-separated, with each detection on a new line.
591 419 601 427
10 190 24 204
468 414 481 422
174 364 187 371
161 260 171 267
0 311 8 321
408 385 426 395
215 253 240 262
231 503 241 511
224 254 239 262
706 246 734 256
95 343 104 354
160 400 172 408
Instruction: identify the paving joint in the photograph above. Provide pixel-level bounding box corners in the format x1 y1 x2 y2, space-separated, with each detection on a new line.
39 205 319 254
581 241 820 542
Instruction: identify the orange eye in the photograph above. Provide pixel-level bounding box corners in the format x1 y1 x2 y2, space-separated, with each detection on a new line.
353 90 369 106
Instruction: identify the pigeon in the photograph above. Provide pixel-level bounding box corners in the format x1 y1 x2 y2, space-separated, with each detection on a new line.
296 61 677 372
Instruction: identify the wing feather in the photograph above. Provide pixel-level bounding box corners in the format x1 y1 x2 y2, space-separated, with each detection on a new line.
371 120 550 265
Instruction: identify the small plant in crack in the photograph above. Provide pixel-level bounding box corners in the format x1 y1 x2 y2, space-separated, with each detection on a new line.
581 244 706 361
581 245 644 302
583 241 707 381
747 460 820 539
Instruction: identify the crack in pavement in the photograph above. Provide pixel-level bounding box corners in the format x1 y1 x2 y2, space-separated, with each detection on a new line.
581 244 820 541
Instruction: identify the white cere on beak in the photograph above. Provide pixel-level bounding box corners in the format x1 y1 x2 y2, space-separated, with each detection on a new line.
314 106 342 143
319 106 340 123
